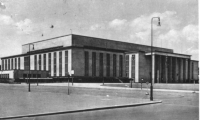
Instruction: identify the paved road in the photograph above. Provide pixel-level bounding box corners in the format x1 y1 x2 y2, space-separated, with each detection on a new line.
19 104 198 120
0 84 198 120
16 91 198 120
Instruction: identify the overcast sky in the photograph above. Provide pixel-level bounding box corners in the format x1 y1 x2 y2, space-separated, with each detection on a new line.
0 0 198 60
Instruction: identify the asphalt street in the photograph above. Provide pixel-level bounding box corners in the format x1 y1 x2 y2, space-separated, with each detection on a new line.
0 83 198 120
19 103 198 120
16 92 198 120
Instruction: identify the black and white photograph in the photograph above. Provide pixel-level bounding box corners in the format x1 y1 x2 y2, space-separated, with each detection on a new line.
0 0 199 120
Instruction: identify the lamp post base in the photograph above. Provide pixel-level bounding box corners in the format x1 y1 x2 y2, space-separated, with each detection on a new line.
150 85 153 101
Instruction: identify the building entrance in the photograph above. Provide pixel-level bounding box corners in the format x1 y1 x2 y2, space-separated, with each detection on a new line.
125 53 139 82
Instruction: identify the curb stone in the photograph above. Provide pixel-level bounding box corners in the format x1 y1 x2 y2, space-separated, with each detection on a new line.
0 100 162 119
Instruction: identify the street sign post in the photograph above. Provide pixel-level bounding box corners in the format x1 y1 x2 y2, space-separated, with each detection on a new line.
71 70 74 85
68 74 70 95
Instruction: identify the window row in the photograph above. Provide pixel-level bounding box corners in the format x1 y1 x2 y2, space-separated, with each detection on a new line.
1 50 69 77
1 58 20 70
85 51 123 77
23 74 42 78
25 51 68 77
0 74 9 79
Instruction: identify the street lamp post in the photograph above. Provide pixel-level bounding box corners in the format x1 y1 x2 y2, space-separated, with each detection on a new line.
28 43 34 92
150 17 161 101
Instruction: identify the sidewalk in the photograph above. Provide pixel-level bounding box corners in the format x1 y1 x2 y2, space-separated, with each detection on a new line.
37 83 199 93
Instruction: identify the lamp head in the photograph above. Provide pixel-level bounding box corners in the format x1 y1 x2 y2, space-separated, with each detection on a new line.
158 17 161 26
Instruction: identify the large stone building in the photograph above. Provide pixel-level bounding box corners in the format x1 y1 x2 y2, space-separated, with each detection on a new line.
0 34 199 83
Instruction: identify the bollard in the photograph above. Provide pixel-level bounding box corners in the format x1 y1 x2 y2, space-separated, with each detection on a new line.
37 78 38 86
132 78 134 88
68 76 70 95
145 81 149 95
141 78 144 90
131 80 132 88
72 77 73 86
193 80 195 93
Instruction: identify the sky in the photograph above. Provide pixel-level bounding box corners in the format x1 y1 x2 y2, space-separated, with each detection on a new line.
0 0 198 60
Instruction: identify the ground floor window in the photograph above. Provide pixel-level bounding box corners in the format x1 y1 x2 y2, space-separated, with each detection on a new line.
92 52 96 76
99 53 103 77
85 51 89 76
54 52 57 76
113 54 116 77
106 54 110 77
119 55 123 77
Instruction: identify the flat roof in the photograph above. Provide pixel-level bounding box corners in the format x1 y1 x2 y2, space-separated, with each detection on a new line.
1 53 26 59
7 34 199 61
72 34 173 51
22 34 173 52
1 46 66 59
145 51 191 59
22 34 71 46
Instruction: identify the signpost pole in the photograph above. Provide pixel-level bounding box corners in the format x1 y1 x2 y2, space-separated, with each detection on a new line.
68 76 69 95
71 70 74 86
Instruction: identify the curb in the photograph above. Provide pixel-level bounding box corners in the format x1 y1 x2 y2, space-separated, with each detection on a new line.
76 85 199 93
0 101 162 119
38 84 199 94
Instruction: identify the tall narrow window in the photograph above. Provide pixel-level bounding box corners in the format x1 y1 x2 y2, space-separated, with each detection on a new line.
8 59 10 70
24 56 30 70
44 54 46 70
131 55 135 79
39 55 41 70
34 55 37 70
28 57 30 70
125 55 129 77
192 62 194 79
5 59 7 70
65 51 68 76
85 51 89 76
18 58 20 70
24 57 26 70
99 53 103 77
28 56 30 70
92 52 96 76
106 54 110 77
119 55 123 77
11 59 13 70
54 52 56 76
2 60 4 70
48 53 51 76
15 58 17 69
59 52 62 76
113 54 116 77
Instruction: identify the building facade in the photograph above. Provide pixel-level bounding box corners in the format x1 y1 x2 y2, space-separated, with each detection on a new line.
0 34 199 83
